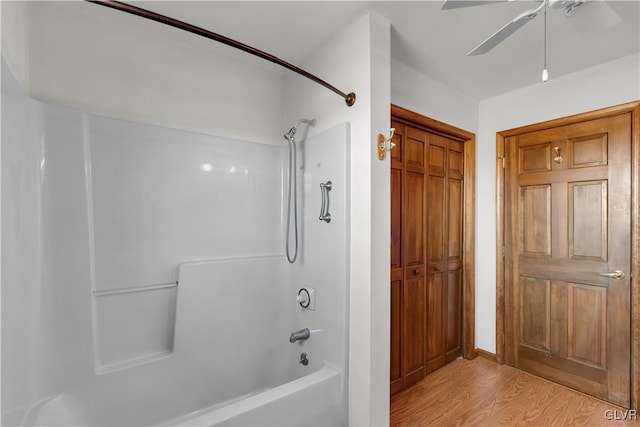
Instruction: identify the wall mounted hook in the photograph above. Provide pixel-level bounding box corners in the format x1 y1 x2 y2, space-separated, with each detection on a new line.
377 128 396 160
553 146 563 164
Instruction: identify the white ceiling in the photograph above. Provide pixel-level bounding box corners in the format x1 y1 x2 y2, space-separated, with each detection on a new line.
112 1 640 100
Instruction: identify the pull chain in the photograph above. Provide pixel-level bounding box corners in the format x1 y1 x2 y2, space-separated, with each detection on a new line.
542 0 549 82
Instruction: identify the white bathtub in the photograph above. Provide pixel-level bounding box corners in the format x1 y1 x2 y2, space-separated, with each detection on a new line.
14 257 346 427
19 363 344 427
164 363 345 427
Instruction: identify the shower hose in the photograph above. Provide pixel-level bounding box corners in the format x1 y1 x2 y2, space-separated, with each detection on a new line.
286 135 298 263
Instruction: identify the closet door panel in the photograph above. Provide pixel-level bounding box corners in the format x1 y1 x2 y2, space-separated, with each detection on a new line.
405 171 425 269
448 178 463 260
445 269 462 361
403 274 426 387
426 272 444 373
427 176 446 265
390 270 403 394
391 168 402 270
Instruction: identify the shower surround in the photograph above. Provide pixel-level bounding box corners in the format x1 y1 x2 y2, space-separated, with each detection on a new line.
1 59 349 426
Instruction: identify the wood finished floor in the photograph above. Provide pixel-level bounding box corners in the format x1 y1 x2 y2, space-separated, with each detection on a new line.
390 357 638 427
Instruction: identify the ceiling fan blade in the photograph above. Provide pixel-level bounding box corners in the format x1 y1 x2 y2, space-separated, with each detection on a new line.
441 1 509 11
567 1 621 30
468 4 544 55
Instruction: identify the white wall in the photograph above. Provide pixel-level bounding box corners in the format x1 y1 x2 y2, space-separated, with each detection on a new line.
20 1 286 145
476 53 640 353
368 15 392 425
391 59 479 133
283 11 391 427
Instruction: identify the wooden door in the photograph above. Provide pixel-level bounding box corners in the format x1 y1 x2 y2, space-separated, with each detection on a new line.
426 134 464 374
403 125 428 388
390 120 404 395
504 113 632 406
390 112 467 394
390 121 429 393
391 123 428 390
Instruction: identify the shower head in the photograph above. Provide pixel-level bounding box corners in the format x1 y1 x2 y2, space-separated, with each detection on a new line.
284 127 296 141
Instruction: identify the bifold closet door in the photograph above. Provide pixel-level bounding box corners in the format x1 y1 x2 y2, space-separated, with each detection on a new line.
402 125 428 388
390 121 404 395
390 122 428 392
390 119 463 394
426 134 463 374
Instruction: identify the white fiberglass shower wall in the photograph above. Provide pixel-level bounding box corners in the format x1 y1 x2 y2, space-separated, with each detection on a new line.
2 56 349 425
1 2 352 426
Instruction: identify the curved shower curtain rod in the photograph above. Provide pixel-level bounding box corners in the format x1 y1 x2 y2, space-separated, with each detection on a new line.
86 0 357 107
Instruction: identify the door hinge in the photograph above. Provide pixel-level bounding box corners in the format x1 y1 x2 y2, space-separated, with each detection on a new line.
497 155 505 168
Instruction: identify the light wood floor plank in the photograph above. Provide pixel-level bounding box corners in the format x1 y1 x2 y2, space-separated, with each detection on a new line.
390 358 638 426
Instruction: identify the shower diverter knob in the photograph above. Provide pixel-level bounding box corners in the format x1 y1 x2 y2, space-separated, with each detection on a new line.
297 286 316 311
297 289 310 307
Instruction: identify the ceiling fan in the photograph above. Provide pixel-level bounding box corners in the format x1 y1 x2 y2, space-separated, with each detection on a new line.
441 0 619 56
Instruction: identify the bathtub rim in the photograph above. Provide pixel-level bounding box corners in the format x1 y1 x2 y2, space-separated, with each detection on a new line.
162 361 343 427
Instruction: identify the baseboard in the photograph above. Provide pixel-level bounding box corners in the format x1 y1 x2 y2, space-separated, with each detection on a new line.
463 348 478 360
475 348 498 363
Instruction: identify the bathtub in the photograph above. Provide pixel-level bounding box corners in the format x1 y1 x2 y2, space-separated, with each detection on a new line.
21 363 344 427
15 257 346 427
164 363 344 426
162 258 346 426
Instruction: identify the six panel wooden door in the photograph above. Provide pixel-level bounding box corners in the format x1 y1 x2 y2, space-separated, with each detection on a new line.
504 113 632 406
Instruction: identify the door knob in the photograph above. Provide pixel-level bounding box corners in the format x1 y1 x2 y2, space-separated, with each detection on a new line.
598 270 625 279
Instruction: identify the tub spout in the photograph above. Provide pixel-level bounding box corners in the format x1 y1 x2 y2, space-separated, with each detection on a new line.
289 328 310 343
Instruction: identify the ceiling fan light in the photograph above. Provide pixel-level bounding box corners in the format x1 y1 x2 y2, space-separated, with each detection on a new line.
542 68 549 82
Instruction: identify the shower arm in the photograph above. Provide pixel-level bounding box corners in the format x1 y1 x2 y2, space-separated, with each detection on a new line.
85 0 357 107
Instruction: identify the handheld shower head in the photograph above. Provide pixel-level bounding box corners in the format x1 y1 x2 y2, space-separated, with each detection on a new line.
283 117 315 264
284 127 296 141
